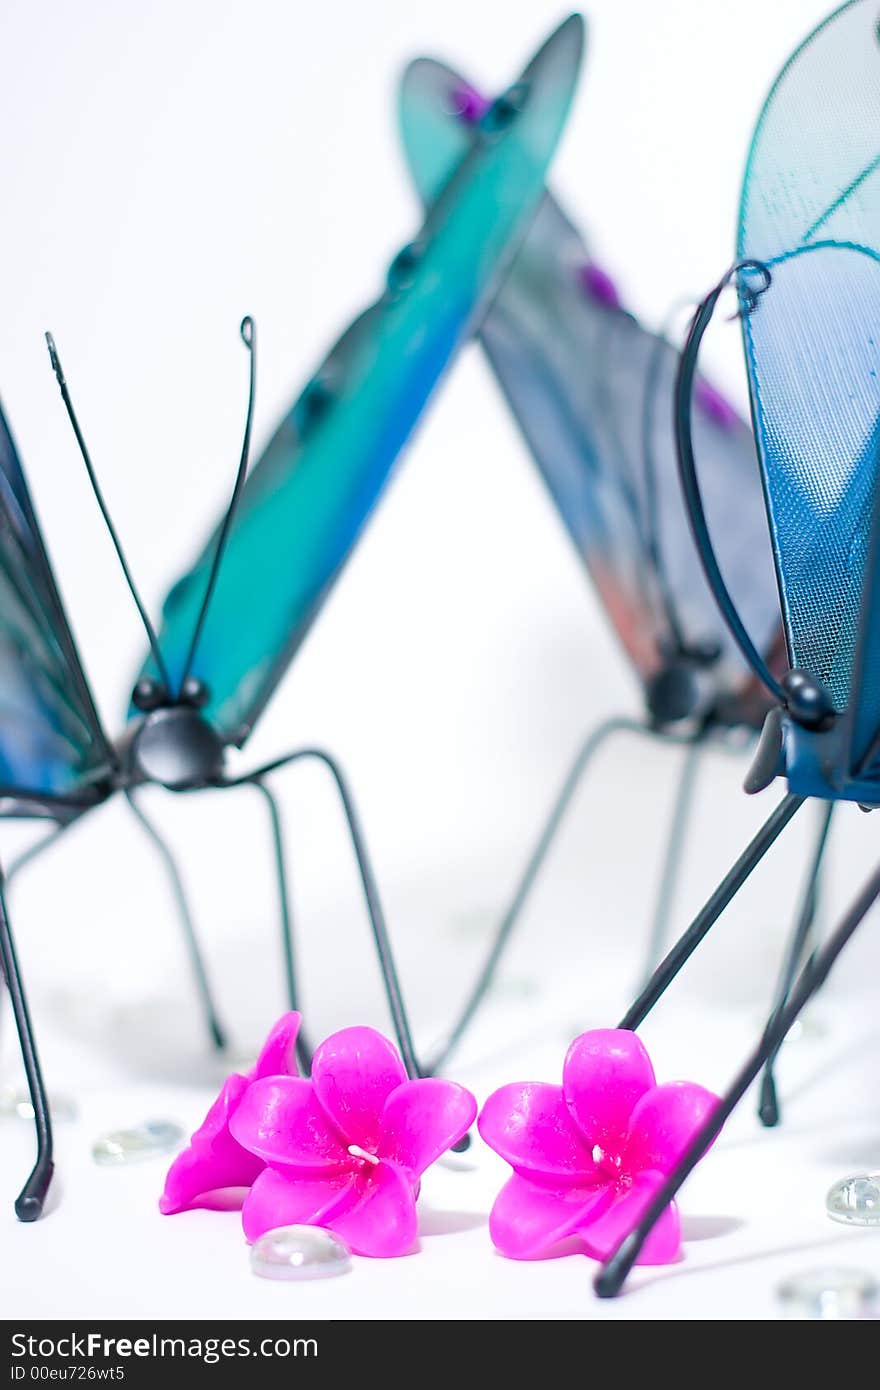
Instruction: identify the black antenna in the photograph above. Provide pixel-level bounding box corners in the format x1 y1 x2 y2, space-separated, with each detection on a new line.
673 261 787 705
639 296 696 653
176 316 256 697
45 332 172 692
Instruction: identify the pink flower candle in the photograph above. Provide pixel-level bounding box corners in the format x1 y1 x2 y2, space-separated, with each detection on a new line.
231 1026 476 1257
161 1016 476 1259
478 1028 719 1265
160 1011 302 1214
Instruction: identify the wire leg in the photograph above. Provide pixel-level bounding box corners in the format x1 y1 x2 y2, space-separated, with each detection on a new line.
301 751 420 1079
0 873 53 1220
619 792 804 1030
1 823 73 983
757 800 834 1128
595 856 880 1298
1 823 74 1051
220 748 421 1079
637 737 703 991
430 716 698 1073
248 779 312 1074
125 791 227 1052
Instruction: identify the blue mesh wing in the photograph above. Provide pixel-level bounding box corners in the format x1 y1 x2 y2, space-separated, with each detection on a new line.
400 57 780 723
738 0 880 760
0 401 111 805
846 460 880 770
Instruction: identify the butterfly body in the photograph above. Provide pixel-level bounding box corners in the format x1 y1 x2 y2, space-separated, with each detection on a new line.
780 724 870 803
123 701 225 793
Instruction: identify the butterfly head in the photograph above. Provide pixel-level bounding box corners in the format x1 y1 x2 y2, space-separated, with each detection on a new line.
131 675 209 713
128 676 223 791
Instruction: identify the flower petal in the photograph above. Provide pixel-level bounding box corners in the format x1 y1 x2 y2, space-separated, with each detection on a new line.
311 1027 407 1150
325 1161 418 1258
488 1173 612 1260
578 1170 681 1266
241 1165 357 1243
159 1075 263 1215
380 1079 477 1177
624 1081 720 1177
229 1076 349 1169
562 1029 656 1153
252 1012 301 1079
478 1083 598 1182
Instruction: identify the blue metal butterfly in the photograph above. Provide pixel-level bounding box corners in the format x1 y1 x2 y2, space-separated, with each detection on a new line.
0 15 584 1222
594 0 880 1296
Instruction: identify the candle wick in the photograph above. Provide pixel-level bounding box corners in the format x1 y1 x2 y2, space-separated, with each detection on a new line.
348 1143 380 1166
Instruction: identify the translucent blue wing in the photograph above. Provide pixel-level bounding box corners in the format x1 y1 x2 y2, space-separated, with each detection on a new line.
0 401 112 809
142 15 585 745
738 0 880 766
400 55 780 725
845 468 880 774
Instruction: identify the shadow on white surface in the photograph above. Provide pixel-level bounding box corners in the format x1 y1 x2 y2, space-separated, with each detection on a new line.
418 1208 487 1238
630 1228 880 1296
680 1214 744 1242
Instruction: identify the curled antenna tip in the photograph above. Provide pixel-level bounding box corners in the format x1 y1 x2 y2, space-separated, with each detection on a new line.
728 258 771 320
44 331 63 382
240 316 254 348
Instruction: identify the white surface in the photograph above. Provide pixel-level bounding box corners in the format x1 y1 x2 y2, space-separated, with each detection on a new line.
2 0 880 1321
4 924 880 1322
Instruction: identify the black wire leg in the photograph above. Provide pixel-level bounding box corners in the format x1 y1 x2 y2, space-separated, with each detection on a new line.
1 824 75 1048
428 716 701 1074
595 856 880 1298
619 792 804 1030
637 736 704 991
0 872 53 1220
125 791 227 1052
220 748 421 1080
248 779 312 1074
758 800 834 1128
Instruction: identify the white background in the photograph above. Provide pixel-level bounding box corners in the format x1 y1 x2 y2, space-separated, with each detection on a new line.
3 0 880 1321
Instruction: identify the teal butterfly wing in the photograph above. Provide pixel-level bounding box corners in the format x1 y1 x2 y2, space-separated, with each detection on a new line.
0 400 112 812
140 14 585 745
399 53 781 728
737 0 880 781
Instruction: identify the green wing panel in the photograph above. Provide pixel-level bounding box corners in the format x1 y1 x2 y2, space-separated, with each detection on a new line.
142 15 584 744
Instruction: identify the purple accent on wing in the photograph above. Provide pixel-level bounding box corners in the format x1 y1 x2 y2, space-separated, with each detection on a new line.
452 84 491 125
577 263 622 310
694 377 740 432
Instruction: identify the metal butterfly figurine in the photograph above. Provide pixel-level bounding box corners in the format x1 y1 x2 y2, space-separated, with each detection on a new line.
397 40 833 1116
0 14 585 1222
592 0 880 1295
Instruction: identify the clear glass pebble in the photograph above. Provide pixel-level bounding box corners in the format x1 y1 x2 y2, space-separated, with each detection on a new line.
92 1119 185 1166
749 1010 824 1043
0 1085 77 1122
776 1267 879 1319
826 1172 880 1226
251 1225 351 1281
775 1013 825 1044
